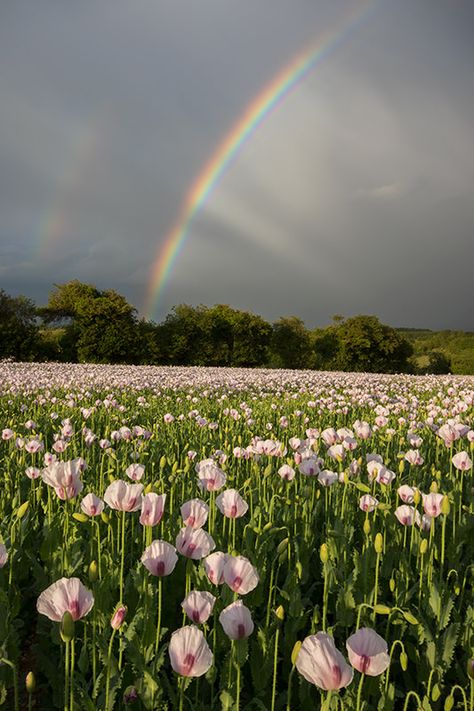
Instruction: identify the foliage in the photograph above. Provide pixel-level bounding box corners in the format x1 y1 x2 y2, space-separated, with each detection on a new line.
0 289 38 361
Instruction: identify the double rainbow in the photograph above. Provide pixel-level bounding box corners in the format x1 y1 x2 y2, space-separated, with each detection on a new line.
144 0 376 320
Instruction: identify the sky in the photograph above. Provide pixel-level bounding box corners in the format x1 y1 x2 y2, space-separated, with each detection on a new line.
0 0 473 330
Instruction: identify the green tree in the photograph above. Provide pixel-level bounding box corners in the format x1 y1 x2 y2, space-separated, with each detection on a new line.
270 316 312 369
39 281 142 363
0 289 38 361
334 315 413 373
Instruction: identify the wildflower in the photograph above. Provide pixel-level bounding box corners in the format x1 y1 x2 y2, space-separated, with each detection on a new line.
141 540 178 577
181 591 216 624
219 601 254 640
296 632 353 690
346 628 390 676
168 626 213 677
37 578 94 622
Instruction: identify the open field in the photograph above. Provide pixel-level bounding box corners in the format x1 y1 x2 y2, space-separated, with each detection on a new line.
0 363 473 710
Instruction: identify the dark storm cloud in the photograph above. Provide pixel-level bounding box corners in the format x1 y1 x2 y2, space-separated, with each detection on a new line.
1 0 473 329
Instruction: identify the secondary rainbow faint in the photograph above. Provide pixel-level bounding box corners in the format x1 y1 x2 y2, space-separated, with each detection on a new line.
144 0 377 320
36 119 102 261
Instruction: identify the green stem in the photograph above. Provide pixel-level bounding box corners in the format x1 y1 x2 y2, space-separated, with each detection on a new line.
69 638 75 711
356 673 365 711
105 630 117 711
64 641 70 711
271 627 280 711
155 577 162 654
120 510 126 602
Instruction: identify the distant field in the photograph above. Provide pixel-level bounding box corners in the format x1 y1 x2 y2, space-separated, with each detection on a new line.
399 329 474 375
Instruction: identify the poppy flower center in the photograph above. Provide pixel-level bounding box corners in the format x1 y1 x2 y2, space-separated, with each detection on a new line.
230 505 237 518
237 624 246 639
186 543 196 556
182 653 195 675
232 576 243 591
192 610 200 623
332 665 342 686
69 600 80 620
155 561 165 576
360 654 371 673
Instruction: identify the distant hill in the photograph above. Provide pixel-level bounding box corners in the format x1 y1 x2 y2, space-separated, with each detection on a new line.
397 329 474 375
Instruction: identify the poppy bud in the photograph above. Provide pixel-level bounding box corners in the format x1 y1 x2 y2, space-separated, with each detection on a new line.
398 460 405 475
363 519 371 536
291 641 302 666
277 538 289 555
373 604 391 615
60 611 75 643
25 671 36 693
111 604 127 630
445 696 454 711
101 511 110 524
16 501 29 519
441 496 450 515
413 489 421 506
430 481 438 493
389 578 396 592
467 658 474 680
374 533 383 554
159 455 167 469
420 539 428 555
319 543 329 564
89 561 99 583
274 605 285 621
144 483 153 494
400 652 408 671
73 512 89 523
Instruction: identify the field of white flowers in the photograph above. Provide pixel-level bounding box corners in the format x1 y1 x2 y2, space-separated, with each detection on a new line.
0 362 472 710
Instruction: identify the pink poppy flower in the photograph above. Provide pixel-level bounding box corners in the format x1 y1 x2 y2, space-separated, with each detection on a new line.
1 429 14 441
25 466 41 480
299 457 321 477
296 632 353 691
223 555 259 595
41 460 84 500
168 625 213 677
141 540 178 577
278 464 295 481
125 464 145 482
397 485 416 504
318 470 339 487
195 460 226 492
103 480 143 512
37 577 94 622
346 628 390 676
181 591 216 624
180 499 209 529
321 428 338 446
452 451 472 471
81 493 104 517
394 505 420 527
203 551 229 585
216 489 248 518
404 450 424 466
140 493 166 527
176 527 215 560
422 493 444 518
359 495 379 513
219 601 254 640
376 468 396 486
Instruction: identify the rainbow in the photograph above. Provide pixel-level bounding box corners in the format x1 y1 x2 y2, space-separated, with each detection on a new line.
144 0 377 320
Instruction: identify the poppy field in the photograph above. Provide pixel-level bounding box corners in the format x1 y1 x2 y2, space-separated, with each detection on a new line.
0 362 473 710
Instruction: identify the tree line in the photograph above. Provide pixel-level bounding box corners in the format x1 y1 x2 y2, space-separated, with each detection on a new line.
0 281 451 373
